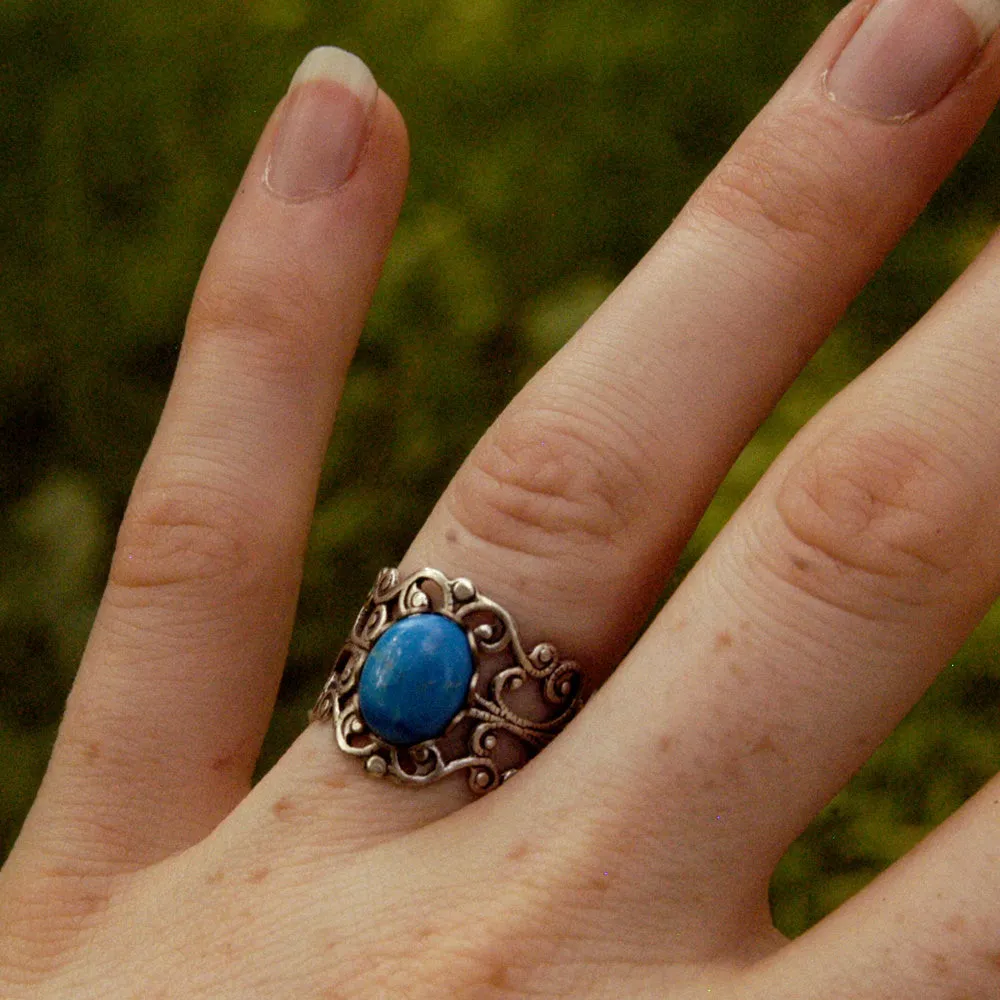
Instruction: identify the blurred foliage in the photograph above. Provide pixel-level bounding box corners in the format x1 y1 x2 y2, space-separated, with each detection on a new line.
2 0 1000 941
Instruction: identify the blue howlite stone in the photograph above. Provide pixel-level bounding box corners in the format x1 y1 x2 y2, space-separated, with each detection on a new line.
358 614 474 745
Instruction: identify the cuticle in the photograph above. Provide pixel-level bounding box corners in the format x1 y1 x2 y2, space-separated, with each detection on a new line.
819 0 878 112
821 67 919 124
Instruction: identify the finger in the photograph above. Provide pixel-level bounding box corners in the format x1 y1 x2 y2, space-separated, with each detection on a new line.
282 0 1000 836
511 65 1000 945
20 49 409 869
755 777 1000 998
409 0 1000 666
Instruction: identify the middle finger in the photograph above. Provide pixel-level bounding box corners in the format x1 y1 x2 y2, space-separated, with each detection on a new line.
279 0 1000 834
407 0 1000 674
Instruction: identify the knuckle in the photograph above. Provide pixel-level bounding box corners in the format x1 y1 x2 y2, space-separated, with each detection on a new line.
449 408 645 560
187 258 326 374
108 483 261 599
762 422 978 616
688 104 864 259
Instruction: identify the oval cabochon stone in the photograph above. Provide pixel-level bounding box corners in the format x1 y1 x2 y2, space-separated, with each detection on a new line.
358 613 474 745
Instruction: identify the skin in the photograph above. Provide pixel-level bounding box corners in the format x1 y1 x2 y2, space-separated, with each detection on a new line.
5 1 1000 996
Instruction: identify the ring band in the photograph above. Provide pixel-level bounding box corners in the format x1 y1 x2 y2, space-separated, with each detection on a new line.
311 567 584 794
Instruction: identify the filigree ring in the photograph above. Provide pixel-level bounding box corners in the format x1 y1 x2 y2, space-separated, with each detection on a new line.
310 567 584 795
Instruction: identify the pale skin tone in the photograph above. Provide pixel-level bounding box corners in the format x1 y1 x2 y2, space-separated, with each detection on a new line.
7 1 1000 996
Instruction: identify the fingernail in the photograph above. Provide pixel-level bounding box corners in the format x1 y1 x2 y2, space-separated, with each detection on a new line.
265 47 378 199
826 0 1000 120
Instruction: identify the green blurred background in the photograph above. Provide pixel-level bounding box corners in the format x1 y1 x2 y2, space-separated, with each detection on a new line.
3 0 1000 938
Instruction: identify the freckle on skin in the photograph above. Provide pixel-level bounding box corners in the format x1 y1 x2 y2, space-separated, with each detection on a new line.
70 893 106 919
211 754 236 773
445 528 459 544
247 866 270 884
506 843 531 862
85 741 102 760
945 914 966 933
207 869 226 885
486 960 509 989
749 734 787 761
323 776 347 790
658 734 674 753
792 557 810 572
272 796 295 819
715 630 733 650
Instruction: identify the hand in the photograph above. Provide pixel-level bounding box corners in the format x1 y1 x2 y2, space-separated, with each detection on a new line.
5 1 1000 995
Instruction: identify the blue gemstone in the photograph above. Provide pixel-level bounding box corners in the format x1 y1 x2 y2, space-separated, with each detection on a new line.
358 614 474 745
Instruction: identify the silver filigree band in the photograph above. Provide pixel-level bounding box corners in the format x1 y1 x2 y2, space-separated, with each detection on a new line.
311 567 584 794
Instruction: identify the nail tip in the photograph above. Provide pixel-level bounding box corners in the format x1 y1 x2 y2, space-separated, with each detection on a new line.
289 46 377 103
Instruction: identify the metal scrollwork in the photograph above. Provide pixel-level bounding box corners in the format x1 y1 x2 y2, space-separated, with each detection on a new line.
311 567 584 794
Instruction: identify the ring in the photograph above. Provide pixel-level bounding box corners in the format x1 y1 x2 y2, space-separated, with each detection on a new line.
311 567 584 794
